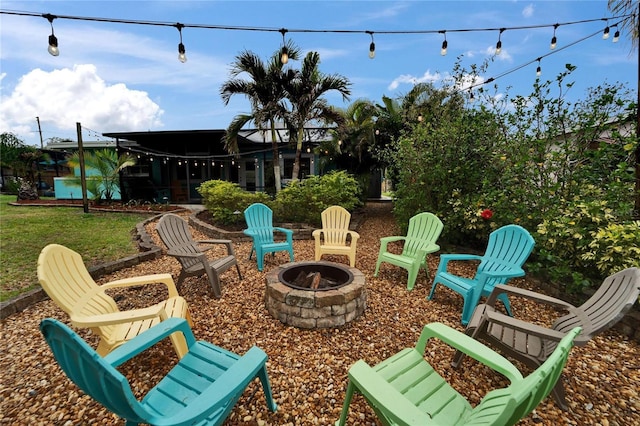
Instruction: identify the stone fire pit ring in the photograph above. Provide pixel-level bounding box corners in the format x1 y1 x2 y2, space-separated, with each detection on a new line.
265 261 366 329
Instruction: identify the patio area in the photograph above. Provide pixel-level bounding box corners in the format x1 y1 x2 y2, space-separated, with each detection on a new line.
1 202 638 425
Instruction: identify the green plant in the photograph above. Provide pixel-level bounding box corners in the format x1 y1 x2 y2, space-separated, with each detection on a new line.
582 221 640 276
197 180 269 225
66 149 136 202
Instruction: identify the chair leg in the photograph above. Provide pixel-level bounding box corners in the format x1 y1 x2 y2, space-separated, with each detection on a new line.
203 266 222 298
374 259 382 277
551 375 569 411
497 293 513 316
336 380 356 426
257 364 278 412
406 268 419 291
427 280 439 300
235 264 243 280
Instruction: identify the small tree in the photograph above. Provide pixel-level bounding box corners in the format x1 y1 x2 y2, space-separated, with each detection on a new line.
66 149 136 202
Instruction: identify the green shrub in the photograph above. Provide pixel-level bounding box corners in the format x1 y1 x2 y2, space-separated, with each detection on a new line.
272 171 362 225
582 221 640 276
197 180 269 225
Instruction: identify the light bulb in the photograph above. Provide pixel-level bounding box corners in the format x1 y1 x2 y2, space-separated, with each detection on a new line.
550 35 557 50
440 40 448 56
178 43 187 63
369 42 375 59
536 66 541 77
613 29 620 43
602 26 610 40
48 34 59 56
495 40 502 55
281 46 289 64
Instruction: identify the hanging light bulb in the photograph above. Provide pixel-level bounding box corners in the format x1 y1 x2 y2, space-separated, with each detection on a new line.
602 25 610 40
550 24 558 50
613 27 620 43
44 14 59 56
469 91 475 103
440 31 447 56
495 29 504 55
367 31 375 59
279 28 289 64
176 23 187 63
536 58 542 77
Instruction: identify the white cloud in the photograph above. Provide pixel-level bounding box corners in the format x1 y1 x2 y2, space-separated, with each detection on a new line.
388 70 441 91
522 4 535 18
0 64 164 138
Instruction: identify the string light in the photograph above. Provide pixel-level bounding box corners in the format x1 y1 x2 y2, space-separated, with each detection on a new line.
279 28 289 64
612 26 620 42
440 30 448 56
536 58 542 76
43 13 59 56
602 21 610 39
176 23 187 63
495 28 505 55
367 31 375 59
550 23 558 50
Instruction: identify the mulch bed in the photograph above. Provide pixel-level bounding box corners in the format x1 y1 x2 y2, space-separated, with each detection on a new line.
0 203 637 425
12 198 182 213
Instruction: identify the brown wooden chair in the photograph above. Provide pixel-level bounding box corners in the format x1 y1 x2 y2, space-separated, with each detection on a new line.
157 213 242 298
452 267 640 410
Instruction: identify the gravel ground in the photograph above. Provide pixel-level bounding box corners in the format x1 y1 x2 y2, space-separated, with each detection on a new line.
1 202 638 425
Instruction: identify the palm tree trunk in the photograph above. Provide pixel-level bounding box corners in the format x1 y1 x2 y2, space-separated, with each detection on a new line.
292 127 304 181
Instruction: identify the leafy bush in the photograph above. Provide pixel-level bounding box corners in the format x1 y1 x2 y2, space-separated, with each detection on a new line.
197 180 269 225
582 221 640 277
272 171 362 225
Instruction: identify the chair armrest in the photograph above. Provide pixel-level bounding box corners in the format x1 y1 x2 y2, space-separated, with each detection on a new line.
486 285 575 310
100 273 179 298
484 310 570 342
104 318 196 367
274 227 293 237
162 345 277 423
197 239 235 255
415 322 523 383
342 359 434 425
482 268 526 280
70 304 167 328
347 231 360 242
312 229 324 240
379 236 404 252
166 249 206 259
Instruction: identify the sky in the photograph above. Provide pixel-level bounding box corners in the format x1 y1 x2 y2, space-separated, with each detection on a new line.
0 1 637 148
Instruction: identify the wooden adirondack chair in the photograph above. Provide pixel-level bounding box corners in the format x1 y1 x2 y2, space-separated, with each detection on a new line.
313 206 360 267
41 317 278 426
336 322 581 426
374 212 444 290
156 213 242 298
243 203 294 271
37 243 192 358
452 267 640 410
428 224 535 325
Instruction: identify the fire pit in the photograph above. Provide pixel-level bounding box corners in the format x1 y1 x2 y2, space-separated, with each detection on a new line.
265 261 366 329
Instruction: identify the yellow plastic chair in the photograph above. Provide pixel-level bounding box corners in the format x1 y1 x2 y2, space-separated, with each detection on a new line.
37 244 192 358
313 206 360 267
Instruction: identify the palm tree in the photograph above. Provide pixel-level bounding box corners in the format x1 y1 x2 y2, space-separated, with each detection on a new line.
220 41 300 193
333 99 377 174
281 51 351 181
66 149 136 202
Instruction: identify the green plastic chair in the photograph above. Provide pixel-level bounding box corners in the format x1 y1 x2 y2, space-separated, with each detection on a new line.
374 212 443 290
428 224 535 325
243 203 294 271
336 322 580 426
41 317 277 426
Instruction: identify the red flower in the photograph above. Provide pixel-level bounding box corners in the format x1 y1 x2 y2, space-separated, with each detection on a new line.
480 209 493 220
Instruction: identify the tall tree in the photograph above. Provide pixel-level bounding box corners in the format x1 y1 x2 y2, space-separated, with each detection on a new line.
220 41 300 193
282 52 351 181
332 99 377 174
608 0 639 216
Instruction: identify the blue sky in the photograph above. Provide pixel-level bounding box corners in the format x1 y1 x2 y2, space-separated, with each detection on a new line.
0 1 636 147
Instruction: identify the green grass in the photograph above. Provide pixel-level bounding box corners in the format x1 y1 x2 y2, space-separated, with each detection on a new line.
0 194 154 301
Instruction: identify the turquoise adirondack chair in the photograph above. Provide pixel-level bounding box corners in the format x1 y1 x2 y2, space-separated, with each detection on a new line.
428 224 535 325
243 203 294 271
41 317 277 426
374 212 444 290
336 322 581 426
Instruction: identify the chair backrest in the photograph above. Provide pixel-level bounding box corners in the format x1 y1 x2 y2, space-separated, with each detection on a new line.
402 212 444 257
37 244 119 318
478 225 535 287
553 267 640 343
320 206 352 245
466 327 581 426
157 213 202 270
40 318 148 423
244 203 275 244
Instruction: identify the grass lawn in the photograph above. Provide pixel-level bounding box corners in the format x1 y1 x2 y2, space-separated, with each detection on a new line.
0 194 154 301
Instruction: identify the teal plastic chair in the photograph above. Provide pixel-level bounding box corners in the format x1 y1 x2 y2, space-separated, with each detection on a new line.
243 203 294 271
428 224 535 325
336 322 581 426
41 318 277 426
374 212 444 290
